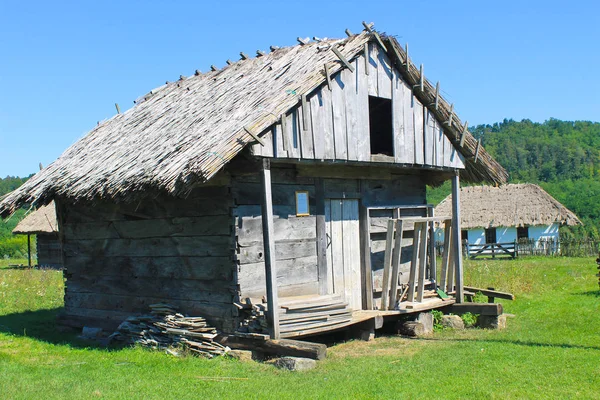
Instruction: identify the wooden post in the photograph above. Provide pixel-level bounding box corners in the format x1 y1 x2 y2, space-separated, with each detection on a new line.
439 219 452 290
380 219 395 311
451 173 464 303
359 205 374 310
27 234 31 267
389 220 404 310
261 159 280 339
315 179 328 295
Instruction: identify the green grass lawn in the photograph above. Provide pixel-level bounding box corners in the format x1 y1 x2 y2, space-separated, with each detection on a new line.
1 257 599 399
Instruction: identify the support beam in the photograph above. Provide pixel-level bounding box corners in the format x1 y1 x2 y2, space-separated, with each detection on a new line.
315 179 328 295
261 159 280 338
451 173 464 303
27 234 31 267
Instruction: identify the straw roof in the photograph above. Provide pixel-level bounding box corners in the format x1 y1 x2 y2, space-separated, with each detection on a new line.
12 201 58 235
0 27 507 217
435 184 581 228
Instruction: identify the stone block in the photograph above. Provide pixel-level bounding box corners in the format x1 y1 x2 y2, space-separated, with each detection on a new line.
441 315 465 330
273 357 317 371
228 350 254 362
415 312 434 334
478 314 507 330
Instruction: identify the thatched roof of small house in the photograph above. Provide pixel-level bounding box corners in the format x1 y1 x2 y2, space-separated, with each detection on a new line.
435 183 581 228
0 28 508 217
12 201 58 235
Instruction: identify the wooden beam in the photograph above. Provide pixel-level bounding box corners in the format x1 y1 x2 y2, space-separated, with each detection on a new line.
115 103 121 114
389 219 404 310
406 222 421 302
451 173 464 303
439 219 452 290
474 138 481 163
459 121 468 147
261 159 280 339
315 179 328 295
280 113 288 151
244 126 265 147
27 234 31 267
345 28 353 37
446 104 454 126
427 206 436 285
220 336 326 360
331 46 355 72
380 219 395 311
463 286 515 301
360 205 374 310
442 303 503 316
416 222 428 302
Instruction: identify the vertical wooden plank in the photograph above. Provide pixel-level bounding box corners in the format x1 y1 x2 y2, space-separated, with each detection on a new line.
367 42 378 96
330 199 344 296
446 228 455 293
260 159 279 339
325 200 334 294
376 46 393 100
343 67 358 161
273 124 288 158
359 205 373 310
440 219 452 290
331 73 348 160
297 101 314 159
356 57 371 161
427 206 436 284
435 118 444 167
380 219 395 311
402 79 415 164
406 222 421 302
315 179 328 295
413 100 425 164
309 88 334 160
424 110 435 166
416 222 428 303
343 200 361 310
389 219 404 310
392 69 407 163
285 109 300 159
452 173 464 303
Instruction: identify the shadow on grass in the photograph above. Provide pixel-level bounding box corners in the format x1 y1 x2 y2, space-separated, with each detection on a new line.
576 290 600 297
0 307 113 349
421 337 600 351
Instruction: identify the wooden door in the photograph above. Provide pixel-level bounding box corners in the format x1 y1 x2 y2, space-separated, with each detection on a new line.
325 199 362 310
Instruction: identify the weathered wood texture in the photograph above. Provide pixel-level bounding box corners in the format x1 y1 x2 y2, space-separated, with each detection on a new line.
252 45 464 170
36 233 63 269
59 189 238 332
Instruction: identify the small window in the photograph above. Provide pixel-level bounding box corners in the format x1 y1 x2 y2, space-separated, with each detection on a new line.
461 230 468 242
368 96 394 156
295 191 310 216
517 226 529 240
485 228 497 244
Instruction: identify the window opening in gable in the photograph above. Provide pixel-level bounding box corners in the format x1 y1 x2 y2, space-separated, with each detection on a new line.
368 96 394 157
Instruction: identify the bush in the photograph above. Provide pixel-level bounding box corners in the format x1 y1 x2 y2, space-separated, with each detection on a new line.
0 236 30 259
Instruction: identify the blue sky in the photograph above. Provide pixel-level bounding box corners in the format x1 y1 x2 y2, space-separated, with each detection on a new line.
1 0 598 177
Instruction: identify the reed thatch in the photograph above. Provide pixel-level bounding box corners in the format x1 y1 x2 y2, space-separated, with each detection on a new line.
435 183 581 228
0 28 507 217
12 201 58 235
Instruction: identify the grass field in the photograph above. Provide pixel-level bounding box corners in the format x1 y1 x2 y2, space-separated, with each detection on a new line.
1 257 599 399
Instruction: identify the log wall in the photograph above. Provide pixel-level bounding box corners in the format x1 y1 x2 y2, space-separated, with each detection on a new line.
58 181 238 332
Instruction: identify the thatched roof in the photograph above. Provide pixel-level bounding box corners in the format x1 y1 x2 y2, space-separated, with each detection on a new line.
12 201 58 234
0 27 507 217
435 184 581 228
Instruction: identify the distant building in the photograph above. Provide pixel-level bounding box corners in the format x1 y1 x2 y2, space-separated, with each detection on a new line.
12 201 62 269
435 184 580 246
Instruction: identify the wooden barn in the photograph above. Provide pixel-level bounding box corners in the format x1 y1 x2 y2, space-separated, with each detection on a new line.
12 201 63 269
0 26 507 339
435 183 580 256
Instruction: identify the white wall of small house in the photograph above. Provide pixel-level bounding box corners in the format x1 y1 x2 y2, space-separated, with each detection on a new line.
437 223 561 245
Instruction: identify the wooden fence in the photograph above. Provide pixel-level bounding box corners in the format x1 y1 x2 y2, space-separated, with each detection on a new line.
435 238 600 258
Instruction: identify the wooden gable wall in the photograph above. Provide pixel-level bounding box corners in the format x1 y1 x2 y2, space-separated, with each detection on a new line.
253 43 465 169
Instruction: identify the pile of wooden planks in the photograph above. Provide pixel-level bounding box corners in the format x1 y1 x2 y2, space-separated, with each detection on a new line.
110 303 230 358
238 295 353 338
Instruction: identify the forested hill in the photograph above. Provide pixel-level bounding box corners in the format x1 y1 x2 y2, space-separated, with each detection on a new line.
0 176 30 198
428 119 600 238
